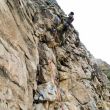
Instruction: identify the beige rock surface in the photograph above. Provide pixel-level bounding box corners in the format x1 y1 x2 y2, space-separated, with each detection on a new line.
0 0 110 110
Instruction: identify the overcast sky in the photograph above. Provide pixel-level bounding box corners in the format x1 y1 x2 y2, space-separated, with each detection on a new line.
57 0 110 64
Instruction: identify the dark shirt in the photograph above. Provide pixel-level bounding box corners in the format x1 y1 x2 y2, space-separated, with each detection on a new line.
67 16 74 25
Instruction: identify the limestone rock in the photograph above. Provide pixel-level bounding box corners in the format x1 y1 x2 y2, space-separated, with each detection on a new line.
0 0 110 110
34 82 57 102
71 82 91 105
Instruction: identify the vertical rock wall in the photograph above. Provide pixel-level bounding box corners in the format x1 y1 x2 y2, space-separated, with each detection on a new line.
0 0 110 110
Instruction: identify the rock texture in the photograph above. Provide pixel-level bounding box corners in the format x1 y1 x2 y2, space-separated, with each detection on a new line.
96 59 110 80
0 0 110 110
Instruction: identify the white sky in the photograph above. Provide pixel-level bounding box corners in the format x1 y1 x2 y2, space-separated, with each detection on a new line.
57 0 110 64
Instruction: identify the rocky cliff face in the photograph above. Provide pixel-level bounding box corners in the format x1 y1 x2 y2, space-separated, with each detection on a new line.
0 0 110 110
96 59 110 80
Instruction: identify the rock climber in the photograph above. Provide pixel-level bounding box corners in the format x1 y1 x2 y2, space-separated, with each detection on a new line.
55 12 74 46
56 12 74 32
63 11 74 32
49 12 74 46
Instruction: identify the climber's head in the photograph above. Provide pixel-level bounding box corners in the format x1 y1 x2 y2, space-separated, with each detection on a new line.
68 12 74 18
70 12 74 15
